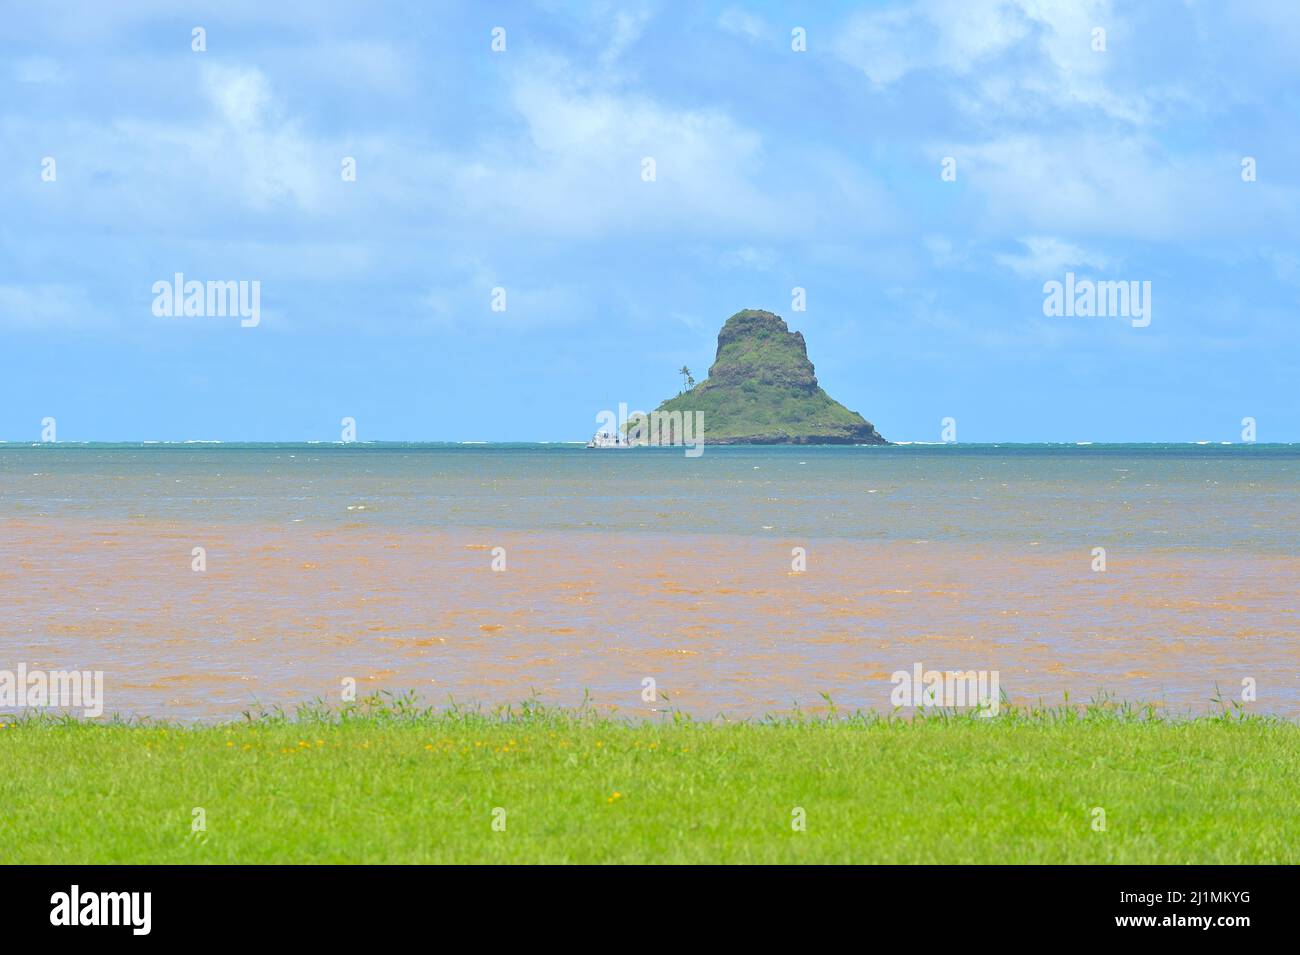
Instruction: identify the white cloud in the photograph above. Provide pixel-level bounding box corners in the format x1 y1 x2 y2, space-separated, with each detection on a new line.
419 261 593 334
923 235 975 270
952 133 1300 240
0 283 106 329
430 60 785 238
834 0 1032 87
1 43 898 245
457 61 903 240
46 64 334 219
996 236 1110 278
718 7 766 42
718 246 778 270
601 8 653 66
198 65 329 210
834 0 1145 125
833 7 919 86
202 65 273 130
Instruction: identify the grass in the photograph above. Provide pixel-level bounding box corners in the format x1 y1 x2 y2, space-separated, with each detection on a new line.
2 693 1297 864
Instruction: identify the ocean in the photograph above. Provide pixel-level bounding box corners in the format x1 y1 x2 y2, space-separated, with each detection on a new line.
3 443 1297 719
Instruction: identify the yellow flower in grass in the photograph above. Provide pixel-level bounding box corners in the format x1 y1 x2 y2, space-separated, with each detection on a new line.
606 791 623 804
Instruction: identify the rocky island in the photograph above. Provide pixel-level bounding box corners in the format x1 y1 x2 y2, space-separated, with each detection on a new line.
651 309 887 445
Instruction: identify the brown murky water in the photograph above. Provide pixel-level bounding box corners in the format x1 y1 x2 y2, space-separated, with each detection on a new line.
4 514 1296 719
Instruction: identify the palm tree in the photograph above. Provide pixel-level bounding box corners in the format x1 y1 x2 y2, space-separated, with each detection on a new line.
679 365 692 393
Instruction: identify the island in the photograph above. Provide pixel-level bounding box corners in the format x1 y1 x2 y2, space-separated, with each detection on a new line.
650 309 887 445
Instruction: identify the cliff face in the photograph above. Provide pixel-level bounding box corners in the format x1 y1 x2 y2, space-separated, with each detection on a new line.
654 309 887 444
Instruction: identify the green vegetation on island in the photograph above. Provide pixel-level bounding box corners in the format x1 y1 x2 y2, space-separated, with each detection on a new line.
653 309 887 444
2 695 1296 864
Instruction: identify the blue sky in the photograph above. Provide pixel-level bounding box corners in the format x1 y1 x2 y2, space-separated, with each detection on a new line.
2 0 1298 442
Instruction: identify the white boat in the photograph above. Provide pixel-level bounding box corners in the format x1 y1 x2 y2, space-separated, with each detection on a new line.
586 430 631 449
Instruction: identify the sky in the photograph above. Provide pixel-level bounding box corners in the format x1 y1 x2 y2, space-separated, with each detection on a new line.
2 0 1298 443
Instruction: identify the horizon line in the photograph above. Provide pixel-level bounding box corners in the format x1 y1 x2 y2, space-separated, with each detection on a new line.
3 440 1297 448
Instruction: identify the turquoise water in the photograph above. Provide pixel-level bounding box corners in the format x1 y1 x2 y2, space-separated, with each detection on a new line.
3 444 1297 552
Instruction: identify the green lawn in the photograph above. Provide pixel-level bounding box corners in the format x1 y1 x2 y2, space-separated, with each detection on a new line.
2 699 1296 863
